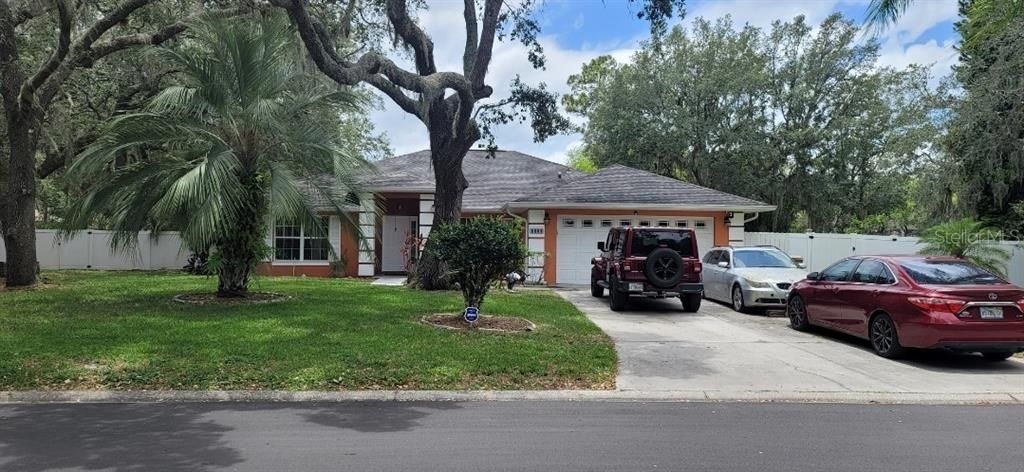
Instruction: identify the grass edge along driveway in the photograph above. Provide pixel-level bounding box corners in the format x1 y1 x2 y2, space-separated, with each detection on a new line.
0 271 616 391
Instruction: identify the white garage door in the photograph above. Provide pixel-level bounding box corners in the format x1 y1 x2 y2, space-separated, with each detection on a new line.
555 215 715 285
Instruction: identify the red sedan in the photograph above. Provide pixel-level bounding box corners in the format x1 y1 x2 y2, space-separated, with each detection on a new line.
786 255 1024 360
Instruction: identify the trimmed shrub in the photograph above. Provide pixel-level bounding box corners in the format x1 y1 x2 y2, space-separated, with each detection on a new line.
428 217 528 310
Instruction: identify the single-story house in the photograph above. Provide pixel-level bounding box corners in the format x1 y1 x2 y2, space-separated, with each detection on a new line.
257 149 776 286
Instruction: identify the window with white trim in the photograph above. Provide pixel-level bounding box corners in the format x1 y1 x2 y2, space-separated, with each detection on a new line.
639 220 651 227
657 220 669 227
582 219 594 228
676 220 688 228
600 219 613 227
695 220 707 229
619 219 631 227
274 217 330 262
562 218 576 228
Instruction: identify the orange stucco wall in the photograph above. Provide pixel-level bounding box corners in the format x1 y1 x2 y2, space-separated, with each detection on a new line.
542 209 730 286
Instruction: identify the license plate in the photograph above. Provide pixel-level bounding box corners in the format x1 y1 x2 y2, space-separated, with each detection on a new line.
628 282 644 292
980 307 1004 319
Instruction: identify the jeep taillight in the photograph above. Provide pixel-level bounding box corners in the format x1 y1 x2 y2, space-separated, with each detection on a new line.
1017 298 1024 314
692 261 702 273
623 263 632 272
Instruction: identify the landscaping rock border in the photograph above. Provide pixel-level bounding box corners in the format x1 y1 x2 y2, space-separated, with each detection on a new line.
421 314 536 333
172 292 291 305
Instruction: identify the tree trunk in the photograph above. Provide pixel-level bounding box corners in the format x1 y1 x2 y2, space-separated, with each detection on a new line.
1 119 40 287
412 131 475 290
215 177 267 297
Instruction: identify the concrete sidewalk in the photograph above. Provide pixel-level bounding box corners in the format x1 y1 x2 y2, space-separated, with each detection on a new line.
557 289 1024 402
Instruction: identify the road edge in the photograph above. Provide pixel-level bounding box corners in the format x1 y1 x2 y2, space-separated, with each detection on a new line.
1 390 1021 405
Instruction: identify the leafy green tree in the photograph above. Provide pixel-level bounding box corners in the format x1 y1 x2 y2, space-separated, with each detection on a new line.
1 0 222 287
429 217 527 310
917 218 1011 275
566 14 940 233
64 14 370 297
944 17 1024 233
565 146 597 174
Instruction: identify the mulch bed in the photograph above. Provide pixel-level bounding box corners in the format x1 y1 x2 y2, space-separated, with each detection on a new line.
172 292 290 305
422 313 536 333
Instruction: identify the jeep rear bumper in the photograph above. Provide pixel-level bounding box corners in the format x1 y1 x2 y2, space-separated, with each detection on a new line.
613 281 703 296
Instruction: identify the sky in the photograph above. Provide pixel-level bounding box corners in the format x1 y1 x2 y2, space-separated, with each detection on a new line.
371 0 961 164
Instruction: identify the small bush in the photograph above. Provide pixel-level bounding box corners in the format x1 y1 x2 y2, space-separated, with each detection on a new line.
428 217 528 310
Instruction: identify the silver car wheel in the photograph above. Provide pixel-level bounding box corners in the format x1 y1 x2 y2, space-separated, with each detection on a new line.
732 286 744 312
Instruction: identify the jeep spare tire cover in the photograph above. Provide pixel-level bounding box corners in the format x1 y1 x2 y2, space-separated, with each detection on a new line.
645 247 684 288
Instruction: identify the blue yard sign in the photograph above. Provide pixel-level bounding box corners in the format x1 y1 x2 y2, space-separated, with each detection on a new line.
464 306 480 323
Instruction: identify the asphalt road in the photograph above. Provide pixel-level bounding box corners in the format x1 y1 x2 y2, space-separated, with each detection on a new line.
1 402 1021 472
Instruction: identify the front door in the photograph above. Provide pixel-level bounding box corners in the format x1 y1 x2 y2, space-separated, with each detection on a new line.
381 215 417 273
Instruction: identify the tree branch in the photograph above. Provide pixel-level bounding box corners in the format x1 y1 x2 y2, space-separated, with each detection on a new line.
462 0 477 77
20 0 71 110
37 66 174 179
36 19 187 111
19 0 164 113
36 130 95 179
365 73 420 117
471 0 501 95
385 0 436 75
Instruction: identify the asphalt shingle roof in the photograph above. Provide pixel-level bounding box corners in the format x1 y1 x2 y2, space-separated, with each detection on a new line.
365 150 586 212
360 151 772 212
512 164 772 209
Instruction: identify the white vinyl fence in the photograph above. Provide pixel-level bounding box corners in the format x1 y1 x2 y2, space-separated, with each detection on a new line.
746 232 1024 286
0 230 189 270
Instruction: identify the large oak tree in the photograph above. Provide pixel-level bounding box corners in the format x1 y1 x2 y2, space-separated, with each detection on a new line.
0 0 209 286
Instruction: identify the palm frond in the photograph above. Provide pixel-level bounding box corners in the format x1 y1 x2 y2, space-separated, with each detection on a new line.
917 218 1012 276
864 0 915 33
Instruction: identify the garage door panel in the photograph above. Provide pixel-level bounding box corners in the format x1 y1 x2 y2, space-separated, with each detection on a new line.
556 215 715 285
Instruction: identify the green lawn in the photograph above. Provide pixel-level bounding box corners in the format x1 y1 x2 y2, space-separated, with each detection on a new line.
0 271 616 391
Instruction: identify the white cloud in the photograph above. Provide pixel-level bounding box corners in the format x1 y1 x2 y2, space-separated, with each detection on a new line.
368 0 960 165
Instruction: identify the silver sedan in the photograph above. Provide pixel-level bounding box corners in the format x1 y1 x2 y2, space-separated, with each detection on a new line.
702 246 808 312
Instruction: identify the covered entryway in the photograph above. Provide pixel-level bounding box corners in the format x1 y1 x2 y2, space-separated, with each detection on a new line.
381 215 417 273
555 215 714 285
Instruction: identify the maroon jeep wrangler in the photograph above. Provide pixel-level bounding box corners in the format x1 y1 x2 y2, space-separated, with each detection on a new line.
591 227 704 312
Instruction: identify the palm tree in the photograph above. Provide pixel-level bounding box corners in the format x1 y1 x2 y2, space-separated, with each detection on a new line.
917 218 1011 276
866 0 1022 47
65 14 367 297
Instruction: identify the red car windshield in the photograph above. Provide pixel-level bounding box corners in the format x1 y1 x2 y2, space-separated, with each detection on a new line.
630 230 694 257
899 260 1005 285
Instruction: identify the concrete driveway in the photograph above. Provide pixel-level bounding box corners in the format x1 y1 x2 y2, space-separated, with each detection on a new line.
558 289 1024 401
